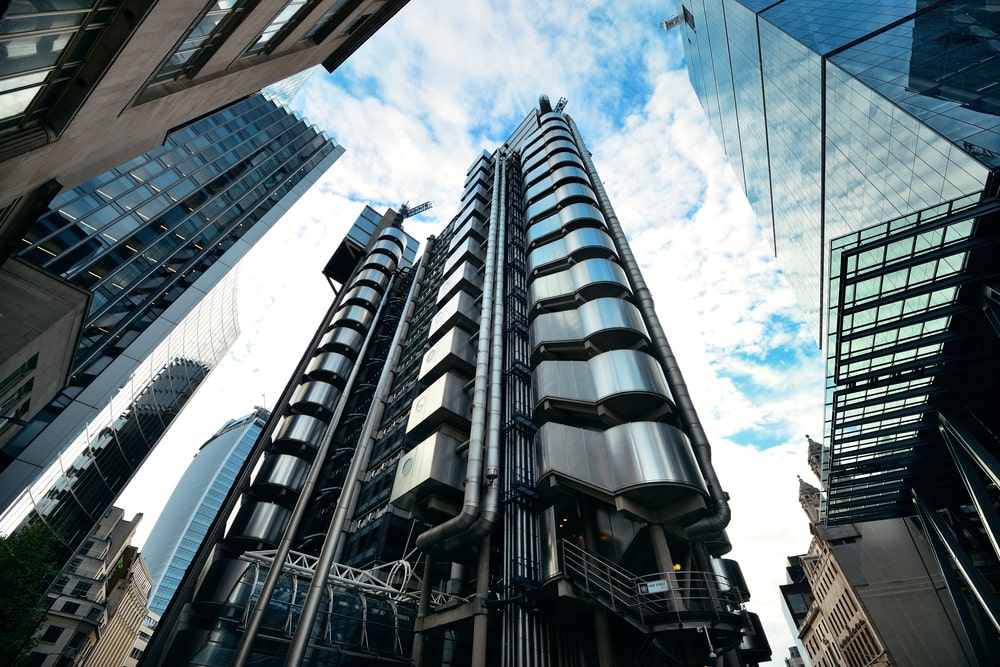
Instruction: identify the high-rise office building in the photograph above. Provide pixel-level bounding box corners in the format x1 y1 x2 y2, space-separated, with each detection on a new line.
143 407 270 618
0 91 342 546
678 0 1000 660
145 98 771 667
0 0 410 255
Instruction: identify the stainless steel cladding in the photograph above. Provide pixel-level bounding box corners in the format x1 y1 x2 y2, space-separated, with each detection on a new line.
527 227 618 277
442 236 486 277
529 297 650 362
271 413 328 457
525 182 599 223
525 202 606 248
389 431 467 516
306 351 354 386
352 266 391 293
254 453 311 499
419 327 476 385
342 284 383 310
290 380 343 420
406 372 473 441
332 304 376 333
535 421 709 510
318 327 365 358
228 500 292 549
528 258 632 312
531 349 675 424
428 290 481 341
438 261 485 302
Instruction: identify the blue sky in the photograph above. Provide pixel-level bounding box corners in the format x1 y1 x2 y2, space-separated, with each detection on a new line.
120 0 826 656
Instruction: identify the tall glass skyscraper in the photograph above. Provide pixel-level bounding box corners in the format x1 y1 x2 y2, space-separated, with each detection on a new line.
679 1 1000 661
145 98 770 667
143 407 270 618
0 91 343 549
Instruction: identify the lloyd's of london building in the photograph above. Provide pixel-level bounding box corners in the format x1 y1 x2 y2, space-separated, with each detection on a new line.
144 98 771 666
678 0 1000 662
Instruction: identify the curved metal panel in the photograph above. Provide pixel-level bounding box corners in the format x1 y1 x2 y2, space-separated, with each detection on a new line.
229 500 291 548
530 297 650 361
406 372 472 442
370 238 404 262
377 226 408 251
342 284 382 310
318 327 365 358
352 267 390 293
306 351 354 386
524 164 590 204
535 421 709 515
528 258 631 313
527 227 617 277
290 380 343 419
438 261 484 303
522 127 576 165
450 216 488 251
332 304 375 333
361 252 398 276
428 290 480 340
254 452 311 500
710 558 750 603
525 202 605 249
272 413 328 455
390 431 465 513
442 236 486 277
192 558 250 606
522 139 579 173
525 182 598 224
419 327 475 385
532 349 675 424
524 151 585 189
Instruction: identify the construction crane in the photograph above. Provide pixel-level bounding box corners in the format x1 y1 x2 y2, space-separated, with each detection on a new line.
393 200 432 226
553 97 568 113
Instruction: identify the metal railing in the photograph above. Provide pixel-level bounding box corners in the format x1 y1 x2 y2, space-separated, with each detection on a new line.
560 539 744 629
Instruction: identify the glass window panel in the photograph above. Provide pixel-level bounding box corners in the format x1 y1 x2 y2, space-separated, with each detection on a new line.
0 31 72 76
0 84 40 117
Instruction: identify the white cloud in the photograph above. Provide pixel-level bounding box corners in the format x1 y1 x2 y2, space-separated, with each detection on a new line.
119 0 826 656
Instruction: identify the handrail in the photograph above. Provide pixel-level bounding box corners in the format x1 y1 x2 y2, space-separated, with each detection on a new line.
559 540 744 628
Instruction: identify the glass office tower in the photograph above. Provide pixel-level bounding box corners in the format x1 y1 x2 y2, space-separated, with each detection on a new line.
146 98 770 667
679 1 1000 661
143 408 270 618
0 91 343 547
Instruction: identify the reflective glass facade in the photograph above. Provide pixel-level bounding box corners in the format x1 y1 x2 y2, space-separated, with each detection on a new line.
680 0 995 338
0 91 342 542
0 269 240 548
681 2 1000 660
142 408 268 617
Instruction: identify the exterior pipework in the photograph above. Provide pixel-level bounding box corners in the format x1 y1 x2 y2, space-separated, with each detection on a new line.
565 114 731 540
285 250 429 667
231 256 400 667
416 152 504 557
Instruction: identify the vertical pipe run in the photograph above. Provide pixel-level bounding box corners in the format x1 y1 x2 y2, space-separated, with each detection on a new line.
286 254 428 666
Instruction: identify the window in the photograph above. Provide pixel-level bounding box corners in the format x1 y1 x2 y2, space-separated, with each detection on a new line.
66 631 87 649
129 647 143 660
71 580 91 598
60 601 80 614
302 0 349 42
40 625 64 643
150 0 252 85
244 0 311 56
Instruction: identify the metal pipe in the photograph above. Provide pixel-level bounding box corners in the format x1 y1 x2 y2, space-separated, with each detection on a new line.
286 251 429 666
416 153 505 556
440 150 506 554
565 114 731 540
232 266 398 667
